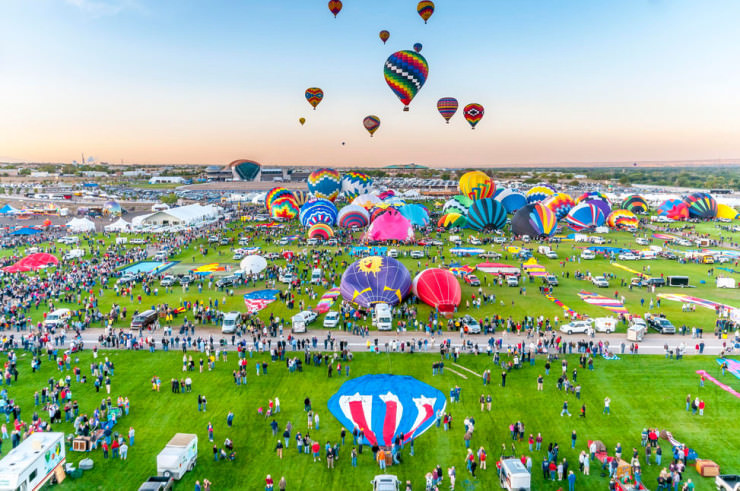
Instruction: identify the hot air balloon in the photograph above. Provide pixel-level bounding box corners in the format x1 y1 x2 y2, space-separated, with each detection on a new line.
340 256 411 307
657 199 689 220
542 192 576 221
437 97 458 123
384 50 429 111
328 0 342 17
565 202 605 232
240 255 267 275
576 191 609 204
398 204 430 228
442 195 473 216
299 117 306 126
265 187 293 213
466 198 507 232
493 188 528 214
683 192 717 219
621 195 648 214
511 203 557 238
437 213 468 229
328 374 446 448
413 269 461 313
102 201 122 217
606 209 639 230
338 205 370 229
583 199 612 221
305 87 324 110
459 171 495 201
299 199 338 227
292 190 310 207
717 203 739 220
413 43 423 53
379 30 390 44
363 115 381 137
525 184 557 204
268 192 299 220
308 223 334 240
417 0 435 23
307 168 341 201
463 103 484 129
341 172 374 200
352 193 382 210
377 189 396 200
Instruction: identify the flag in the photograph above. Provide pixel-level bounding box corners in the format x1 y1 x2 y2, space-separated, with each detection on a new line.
243 289 280 314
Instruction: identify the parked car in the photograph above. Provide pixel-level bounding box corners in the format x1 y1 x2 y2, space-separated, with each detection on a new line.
493 237 506 244
160 275 177 287
460 315 481 334
323 311 340 328
636 238 649 245
592 277 609 288
545 274 559 286
298 310 318 325
215 275 237 288
464 274 480 286
581 250 596 260
545 251 558 259
618 252 638 261
117 273 137 285
559 320 593 335
506 276 519 287
410 250 425 259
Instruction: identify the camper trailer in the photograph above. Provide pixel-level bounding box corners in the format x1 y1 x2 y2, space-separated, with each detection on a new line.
0 432 66 491
156 433 198 480
373 304 393 331
499 458 531 490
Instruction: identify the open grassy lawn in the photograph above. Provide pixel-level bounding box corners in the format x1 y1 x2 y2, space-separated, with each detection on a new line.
5 349 735 490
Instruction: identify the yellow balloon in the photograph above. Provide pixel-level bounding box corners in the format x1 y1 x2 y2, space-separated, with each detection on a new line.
299 117 306 126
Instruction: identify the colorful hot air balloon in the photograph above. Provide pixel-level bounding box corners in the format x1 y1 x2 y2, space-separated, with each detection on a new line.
338 205 370 229
621 195 648 214
341 172 374 199
466 198 507 231
437 213 468 229
493 188 528 214
576 191 609 204
417 0 435 23
683 192 717 219
463 103 484 129
352 193 382 210
307 223 334 240
299 117 306 126
268 190 299 220
305 87 324 110
299 199 338 227
437 97 458 124
363 115 381 137
511 203 557 238
542 192 576 221
340 256 411 308
328 0 342 17
583 199 612 221
657 199 689 220
307 168 341 201
442 195 473 216
413 43 423 53
717 203 739 220
384 50 429 111
398 204 430 228
525 184 557 204
459 171 495 201
292 190 310 207
413 269 461 313
265 187 294 214
606 209 639 230
565 203 605 232
379 30 390 44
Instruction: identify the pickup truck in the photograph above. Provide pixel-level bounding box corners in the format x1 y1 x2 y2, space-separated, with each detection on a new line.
646 314 676 334
138 476 174 491
716 475 740 491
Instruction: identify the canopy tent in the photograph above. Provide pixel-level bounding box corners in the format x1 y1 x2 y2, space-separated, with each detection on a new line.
104 218 131 232
3 253 59 273
66 217 96 233
10 227 42 236
362 209 415 243
0 204 20 215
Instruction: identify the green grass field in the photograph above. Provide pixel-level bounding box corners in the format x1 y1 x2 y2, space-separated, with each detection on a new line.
12 350 734 490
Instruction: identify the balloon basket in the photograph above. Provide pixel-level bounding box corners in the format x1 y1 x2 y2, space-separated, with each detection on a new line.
403 107 409 112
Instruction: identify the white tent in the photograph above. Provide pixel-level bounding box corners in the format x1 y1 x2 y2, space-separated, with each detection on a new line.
66 217 96 233
104 218 131 232
152 203 170 212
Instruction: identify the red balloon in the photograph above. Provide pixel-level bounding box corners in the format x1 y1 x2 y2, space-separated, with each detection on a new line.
412 269 461 313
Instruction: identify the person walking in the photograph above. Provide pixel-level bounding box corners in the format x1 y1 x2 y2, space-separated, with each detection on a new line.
275 439 283 459
561 400 571 417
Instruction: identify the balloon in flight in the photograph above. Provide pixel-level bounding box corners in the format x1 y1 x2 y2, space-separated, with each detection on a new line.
463 103 484 129
379 30 390 44
328 0 342 18
384 50 429 111
305 88 324 110
437 97 458 123
363 116 381 137
417 1 435 23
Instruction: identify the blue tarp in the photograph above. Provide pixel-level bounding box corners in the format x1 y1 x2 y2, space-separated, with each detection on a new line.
0 204 19 215
10 227 42 236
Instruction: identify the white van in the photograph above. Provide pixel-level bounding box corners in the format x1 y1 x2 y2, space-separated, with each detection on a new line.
581 250 596 260
448 235 462 245
221 312 241 334
44 308 72 329
468 236 482 245
0 432 66 491
373 304 393 331
291 313 307 334
506 276 519 287
63 248 85 261
387 249 399 258
499 458 531 491
310 268 323 285
153 250 169 261
594 317 617 333
157 433 198 480
115 237 128 245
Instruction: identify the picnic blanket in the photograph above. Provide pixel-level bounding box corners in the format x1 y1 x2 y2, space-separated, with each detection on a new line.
314 287 341 314
578 291 629 315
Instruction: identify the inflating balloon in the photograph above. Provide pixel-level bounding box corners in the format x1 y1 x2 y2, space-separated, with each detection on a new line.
606 209 639 230
511 203 557 238
621 195 648 214
413 269 461 313
305 88 324 110
328 0 342 17
437 213 467 229
307 223 334 240
363 115 381 137
463 103 484 129
413 43 423 53
525 184 557 204
493 188 528 213
299 199 338 227
417 1 435 23
379 30 390 44
340 256 411 307
565 203 605 232
442 195 473 216
338 205 370 229
384 50 429 111
459 171 495 201
341 172 373 200
683 192 717 219
307 168 341 201
466 198 507 232
657 199 689 220
542 192 576 221
437 97 458 124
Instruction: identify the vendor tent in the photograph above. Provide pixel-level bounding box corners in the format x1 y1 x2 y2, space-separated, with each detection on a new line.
10 227 42 236
104 218 131 232
0 204 20 215
66 217 96 233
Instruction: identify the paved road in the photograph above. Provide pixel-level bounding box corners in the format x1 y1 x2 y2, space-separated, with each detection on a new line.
74 327 735 356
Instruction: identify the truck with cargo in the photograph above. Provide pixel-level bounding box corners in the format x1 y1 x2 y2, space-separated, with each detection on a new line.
156 433 198 480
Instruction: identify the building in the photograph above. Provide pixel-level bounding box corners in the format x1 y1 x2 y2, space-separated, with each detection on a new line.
382 163 428 176
149 176 185 184
140 203 219 227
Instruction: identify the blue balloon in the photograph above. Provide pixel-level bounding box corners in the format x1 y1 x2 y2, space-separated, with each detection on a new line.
398 204 430 228
466 198 507 231
493 188 528 213
328 374 446 447
299 199 338 227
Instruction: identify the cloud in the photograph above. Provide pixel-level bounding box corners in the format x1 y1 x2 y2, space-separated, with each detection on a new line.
64 0 143 17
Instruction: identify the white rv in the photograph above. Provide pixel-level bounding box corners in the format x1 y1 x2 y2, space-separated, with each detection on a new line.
0 432 66 491
499 458 531 490
157 433 198 480
373 304 393 331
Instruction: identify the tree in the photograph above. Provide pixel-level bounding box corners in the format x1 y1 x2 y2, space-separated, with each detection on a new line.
160 193 178 206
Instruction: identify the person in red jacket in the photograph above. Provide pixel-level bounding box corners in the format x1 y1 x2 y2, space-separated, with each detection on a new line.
265 474 274 491
699 400 705 416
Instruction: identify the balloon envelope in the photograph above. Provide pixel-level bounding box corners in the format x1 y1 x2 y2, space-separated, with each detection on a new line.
379 30 390 43
437 97 458 123
417 0 435 23
683 192 717 219
413 269 461 313
463 103 484 129
307 168 341 201
621 195 648 214
542 192 576 221
328 0 342 17
442 195 473 216
657 199 689 220
466 198 507 231
494 189 528 213
512 203 557 237
384 50 429 110
340 256 411 307
338 205 370 228
459 171 495 201
341 172 374 200
305 87 324 109
363 115 380 137
299 199 338 227
240 255 267 275
413 43 423 53
565 203 606 232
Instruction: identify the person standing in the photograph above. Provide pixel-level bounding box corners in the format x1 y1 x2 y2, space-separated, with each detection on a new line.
568 470 576 491
537 374 544 391
227 411 234 428
571 430 577 449
603 397 611 415
561 400 571 417
501 371 507 387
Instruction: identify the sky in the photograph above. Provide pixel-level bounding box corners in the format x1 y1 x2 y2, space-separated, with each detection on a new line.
1 0 740 167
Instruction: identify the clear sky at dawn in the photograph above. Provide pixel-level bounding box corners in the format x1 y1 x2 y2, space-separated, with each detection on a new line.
1 0 740 167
